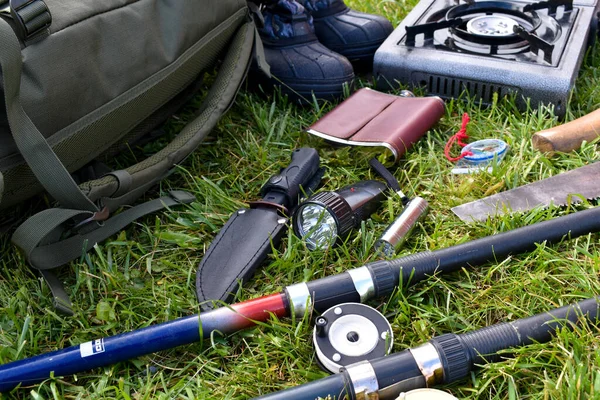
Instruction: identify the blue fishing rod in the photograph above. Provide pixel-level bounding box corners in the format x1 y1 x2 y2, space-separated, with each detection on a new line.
255 297 600 399
2 207 600 392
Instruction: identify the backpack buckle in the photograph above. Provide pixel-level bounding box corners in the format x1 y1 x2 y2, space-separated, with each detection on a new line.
9 0 52 41
73 206 110 230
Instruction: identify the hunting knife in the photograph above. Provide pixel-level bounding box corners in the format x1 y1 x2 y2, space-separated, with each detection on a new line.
196 148 322 310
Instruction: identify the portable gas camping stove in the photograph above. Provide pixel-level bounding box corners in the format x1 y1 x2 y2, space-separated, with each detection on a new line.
373 0 599 116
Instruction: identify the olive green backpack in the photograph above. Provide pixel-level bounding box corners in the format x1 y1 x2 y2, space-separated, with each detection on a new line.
0 0 266 314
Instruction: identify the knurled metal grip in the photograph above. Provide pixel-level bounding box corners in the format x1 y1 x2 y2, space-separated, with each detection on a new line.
376 196 429 256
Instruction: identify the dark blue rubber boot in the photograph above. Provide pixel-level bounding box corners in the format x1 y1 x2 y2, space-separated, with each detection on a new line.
249 0 355 102
303 0 394 66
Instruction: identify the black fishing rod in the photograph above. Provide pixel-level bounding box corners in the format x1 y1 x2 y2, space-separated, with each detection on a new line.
1 207 600 392
255 297 600 399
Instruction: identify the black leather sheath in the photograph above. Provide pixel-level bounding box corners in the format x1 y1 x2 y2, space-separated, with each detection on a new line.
196 206 286 310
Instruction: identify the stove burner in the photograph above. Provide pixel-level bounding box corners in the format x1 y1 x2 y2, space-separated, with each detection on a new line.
445 2 543 48
466 15 519 36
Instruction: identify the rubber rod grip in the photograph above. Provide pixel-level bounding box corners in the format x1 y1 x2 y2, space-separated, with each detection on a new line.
532 108 600 153
370 349 426 393
434 297 600 384
388 251 440 287
511 297 600 345
366 208 600 299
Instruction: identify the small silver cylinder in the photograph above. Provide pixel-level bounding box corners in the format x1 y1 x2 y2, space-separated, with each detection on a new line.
376 197 429 257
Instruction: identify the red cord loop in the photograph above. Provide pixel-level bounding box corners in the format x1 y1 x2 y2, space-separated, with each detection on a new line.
444 113 473 162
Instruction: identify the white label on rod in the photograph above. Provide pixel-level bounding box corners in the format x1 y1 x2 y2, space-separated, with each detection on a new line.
80 338 105 358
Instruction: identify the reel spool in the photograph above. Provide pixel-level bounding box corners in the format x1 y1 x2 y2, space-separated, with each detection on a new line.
313 303 393 373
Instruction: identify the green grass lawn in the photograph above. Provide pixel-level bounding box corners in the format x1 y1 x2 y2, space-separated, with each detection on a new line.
2 0 600 398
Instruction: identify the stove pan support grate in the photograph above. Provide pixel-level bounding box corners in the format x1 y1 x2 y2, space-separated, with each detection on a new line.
513 25 555 63
524 0 573 15
405 18 463 45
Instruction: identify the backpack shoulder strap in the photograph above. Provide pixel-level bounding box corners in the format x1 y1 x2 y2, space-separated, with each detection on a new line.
0 18 98 213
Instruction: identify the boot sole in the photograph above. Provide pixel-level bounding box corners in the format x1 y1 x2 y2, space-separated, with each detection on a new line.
328 42 381 65
249 72 355 102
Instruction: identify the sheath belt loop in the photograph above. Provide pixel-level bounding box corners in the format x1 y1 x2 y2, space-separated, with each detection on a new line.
105 170 134 198
9 0 52 42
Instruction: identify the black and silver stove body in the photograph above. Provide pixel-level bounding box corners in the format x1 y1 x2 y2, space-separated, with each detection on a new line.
373 0 599 116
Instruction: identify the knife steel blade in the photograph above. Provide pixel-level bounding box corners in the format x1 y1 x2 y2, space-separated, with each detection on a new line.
196 148 322 310
451 162 600 222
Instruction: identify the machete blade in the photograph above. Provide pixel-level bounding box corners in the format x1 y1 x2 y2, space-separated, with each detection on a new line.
451 162 600 222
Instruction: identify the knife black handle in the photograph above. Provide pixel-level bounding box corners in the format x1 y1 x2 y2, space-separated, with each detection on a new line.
260 148 321 210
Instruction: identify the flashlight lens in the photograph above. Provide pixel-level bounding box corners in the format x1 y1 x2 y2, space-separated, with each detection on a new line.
297 204 338 250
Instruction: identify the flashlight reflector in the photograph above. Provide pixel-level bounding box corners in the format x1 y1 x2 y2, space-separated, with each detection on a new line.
296 204 338 250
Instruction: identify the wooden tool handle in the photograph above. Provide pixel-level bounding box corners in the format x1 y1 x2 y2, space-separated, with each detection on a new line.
532 108 600 153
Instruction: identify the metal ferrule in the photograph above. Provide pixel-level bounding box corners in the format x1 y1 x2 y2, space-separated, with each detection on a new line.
409 343 444 386
344 360 379 400
347 267 376 302
376 197 429 256
285 283 312 318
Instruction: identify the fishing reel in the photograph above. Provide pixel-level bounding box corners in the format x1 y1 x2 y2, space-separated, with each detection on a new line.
312 303 393 373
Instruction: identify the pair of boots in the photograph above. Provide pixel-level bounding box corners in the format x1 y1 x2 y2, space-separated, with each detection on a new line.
250 0 393 102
